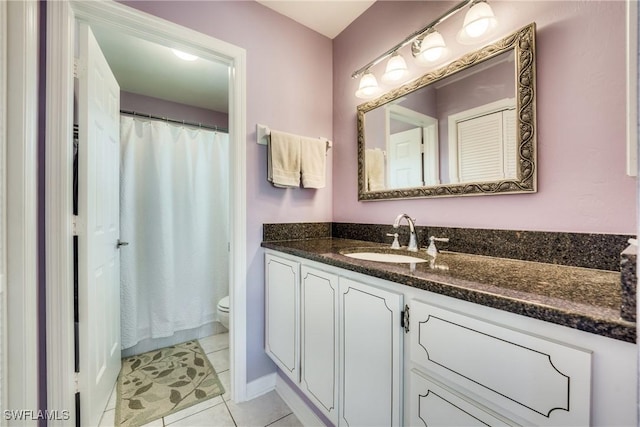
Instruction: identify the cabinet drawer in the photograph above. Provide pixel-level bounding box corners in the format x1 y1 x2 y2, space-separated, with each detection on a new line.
409 299 592 426
409 369 517 427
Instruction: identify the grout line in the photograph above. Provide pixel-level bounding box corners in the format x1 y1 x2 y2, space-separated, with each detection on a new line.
163 399 227 426
263 412 295 427
98 409 115 427
222 399 238 427
206 347 230 356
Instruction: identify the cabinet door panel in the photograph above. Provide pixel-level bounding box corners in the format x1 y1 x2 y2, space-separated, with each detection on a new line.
301 266 339 425
339 277 403 427
265 254 300 382
409 369 517 427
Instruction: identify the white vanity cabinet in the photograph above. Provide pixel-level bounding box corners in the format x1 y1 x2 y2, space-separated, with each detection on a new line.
265 253 300 383
407 298 592 426
265 249 637 427
265 251 404 426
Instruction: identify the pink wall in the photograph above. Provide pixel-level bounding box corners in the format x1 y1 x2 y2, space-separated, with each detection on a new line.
121 91 229 129
333 1 635 234
121 0 333 382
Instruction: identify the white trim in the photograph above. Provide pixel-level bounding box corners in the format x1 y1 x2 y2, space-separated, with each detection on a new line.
6 0 40 423
386 104 437 128
248 373 326 425
626 0 638 177
46 2 247 424
228 40 249 404
45 2 76 421
246 372 277 400
275 374 325 427
0 0 7 417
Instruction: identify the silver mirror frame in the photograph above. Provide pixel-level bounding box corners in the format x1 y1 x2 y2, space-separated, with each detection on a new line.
357 23 537 200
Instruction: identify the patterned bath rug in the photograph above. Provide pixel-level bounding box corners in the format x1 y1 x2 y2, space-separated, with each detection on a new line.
115 340 225 426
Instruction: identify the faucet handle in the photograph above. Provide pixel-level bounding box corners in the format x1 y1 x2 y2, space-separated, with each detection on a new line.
431 237 449 243
426 236 449 257
386 233 401 249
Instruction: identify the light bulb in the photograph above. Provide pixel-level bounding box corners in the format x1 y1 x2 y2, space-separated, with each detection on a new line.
416 30 447 64
465 17 490 38
355 72 381 99
381 53 408 83
458 1 497 44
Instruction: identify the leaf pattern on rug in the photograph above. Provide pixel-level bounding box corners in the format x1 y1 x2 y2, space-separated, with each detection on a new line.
116 340 225 426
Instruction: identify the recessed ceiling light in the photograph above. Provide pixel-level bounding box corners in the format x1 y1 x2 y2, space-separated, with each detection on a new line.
172 49 198 61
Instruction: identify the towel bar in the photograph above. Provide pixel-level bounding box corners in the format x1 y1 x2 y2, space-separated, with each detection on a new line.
256 123 332 150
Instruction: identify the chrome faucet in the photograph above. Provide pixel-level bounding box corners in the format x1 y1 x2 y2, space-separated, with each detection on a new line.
393 213 419 252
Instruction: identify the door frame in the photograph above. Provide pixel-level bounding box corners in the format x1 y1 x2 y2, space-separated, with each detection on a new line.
45 1 247 423
5 0 40 419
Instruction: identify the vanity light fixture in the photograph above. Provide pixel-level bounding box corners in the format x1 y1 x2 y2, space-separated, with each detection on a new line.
457 0 498 44
355 71 381 99
415 29 447 64
381 52 409 84
172 49 199 61
352 0 498 97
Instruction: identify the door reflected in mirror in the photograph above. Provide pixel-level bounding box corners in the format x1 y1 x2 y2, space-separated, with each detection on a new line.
358 23 536 200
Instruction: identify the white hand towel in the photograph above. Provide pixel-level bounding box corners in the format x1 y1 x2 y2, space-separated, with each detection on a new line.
300 136 326 188
366 148 385 191
268 130 301 188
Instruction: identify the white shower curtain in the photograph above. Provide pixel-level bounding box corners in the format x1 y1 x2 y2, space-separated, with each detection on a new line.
119 115 229 350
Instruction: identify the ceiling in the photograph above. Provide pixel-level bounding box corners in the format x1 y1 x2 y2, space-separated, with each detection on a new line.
257 0 375 39
92 25 230 113
91 1 373 114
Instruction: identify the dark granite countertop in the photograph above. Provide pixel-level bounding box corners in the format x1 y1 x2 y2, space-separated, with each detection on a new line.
261 237 636 343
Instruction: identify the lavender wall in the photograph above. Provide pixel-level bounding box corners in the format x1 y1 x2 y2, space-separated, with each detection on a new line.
120 91 229 129
120 0 333 382
334 1 635 234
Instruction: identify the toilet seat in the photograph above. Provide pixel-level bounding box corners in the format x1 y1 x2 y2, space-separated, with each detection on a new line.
218 296 230 313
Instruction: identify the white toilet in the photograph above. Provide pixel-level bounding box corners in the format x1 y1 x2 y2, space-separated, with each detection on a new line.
217 296 230 330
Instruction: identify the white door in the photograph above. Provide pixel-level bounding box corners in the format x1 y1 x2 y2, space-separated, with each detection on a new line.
77 23 121 427
339 278 403 427
388 128 423 188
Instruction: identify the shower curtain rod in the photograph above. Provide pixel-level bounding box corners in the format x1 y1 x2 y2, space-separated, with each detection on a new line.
120 109 229 133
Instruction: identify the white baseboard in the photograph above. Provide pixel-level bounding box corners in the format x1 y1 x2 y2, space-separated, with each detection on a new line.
275 374 325 427
245 372 277 400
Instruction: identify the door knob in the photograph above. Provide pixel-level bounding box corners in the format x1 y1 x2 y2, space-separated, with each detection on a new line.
117 239 129 248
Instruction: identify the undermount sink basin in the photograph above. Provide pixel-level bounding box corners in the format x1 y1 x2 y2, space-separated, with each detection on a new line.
341 251 428 264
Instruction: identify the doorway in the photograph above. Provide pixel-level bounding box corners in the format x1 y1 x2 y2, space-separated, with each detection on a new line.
88 22 231 354
82 21 232 425
46 2 247 425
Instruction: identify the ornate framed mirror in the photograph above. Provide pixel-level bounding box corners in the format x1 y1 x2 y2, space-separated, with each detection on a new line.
357 23 536 200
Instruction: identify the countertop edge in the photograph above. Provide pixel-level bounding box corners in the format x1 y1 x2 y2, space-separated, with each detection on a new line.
261 240 636 344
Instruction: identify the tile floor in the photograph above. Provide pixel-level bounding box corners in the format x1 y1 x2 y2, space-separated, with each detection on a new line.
99 333 302 427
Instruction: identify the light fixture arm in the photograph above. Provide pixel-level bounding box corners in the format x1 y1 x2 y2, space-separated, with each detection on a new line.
351 0 474 79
